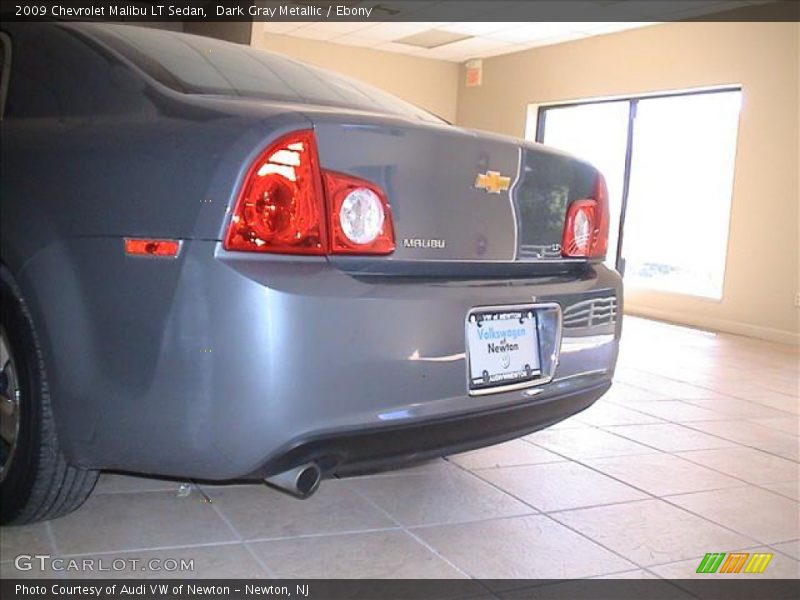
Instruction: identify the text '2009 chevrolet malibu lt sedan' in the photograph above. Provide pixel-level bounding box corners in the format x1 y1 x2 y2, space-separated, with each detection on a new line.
0 23 621 524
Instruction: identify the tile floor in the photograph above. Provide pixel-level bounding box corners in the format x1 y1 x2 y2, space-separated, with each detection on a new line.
1 317 797 580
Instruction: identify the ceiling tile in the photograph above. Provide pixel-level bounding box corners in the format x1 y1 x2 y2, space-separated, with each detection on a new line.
529 31 592 47
486 22 586 44
289 26 342 41
438 22 521 36
352 22 435 41
301 22 375 35
580 22 658 35
396 29 472 49
425 36 521 61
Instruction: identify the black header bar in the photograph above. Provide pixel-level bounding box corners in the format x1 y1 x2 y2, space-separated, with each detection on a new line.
2 0 799 23
3 579 800 600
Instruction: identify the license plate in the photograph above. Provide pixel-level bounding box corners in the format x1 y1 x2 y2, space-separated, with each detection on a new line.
466 307 542 393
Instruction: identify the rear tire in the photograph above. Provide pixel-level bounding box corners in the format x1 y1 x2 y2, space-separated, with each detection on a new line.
0 275 98 525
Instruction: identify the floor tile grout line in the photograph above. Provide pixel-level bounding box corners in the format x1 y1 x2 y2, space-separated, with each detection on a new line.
577 399 675 425
742 416 800 435
43 521 67 580
525 418 684 456
41 526 411 562
755 485 800 503
445 458 655 575
463 456 571 470
93 487 192 496
537 485 749 516
45 520 61 557
200 485 274 578
200 487 244 543
524 413 800 500
664 421 800 463
674 396 799 419
403 510 562 532
656 482 768 501
615 378 799 410
472 439 798 508
34 538 247 560
614 365 799 406
240 541 277 579
559 451 793 547
539 511 649 573
568 438 800 542
656 434 800 495
570 420 742 456
346 481 476 581
462 463 656 514
600 400 761 425
241 525 404 545
768 539 800 561
645 492 776 549
501 444 785 550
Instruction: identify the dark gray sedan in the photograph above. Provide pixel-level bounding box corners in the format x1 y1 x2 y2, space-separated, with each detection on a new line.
0 23 621 524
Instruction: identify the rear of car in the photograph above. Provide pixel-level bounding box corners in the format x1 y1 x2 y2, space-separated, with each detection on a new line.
0 23 621 522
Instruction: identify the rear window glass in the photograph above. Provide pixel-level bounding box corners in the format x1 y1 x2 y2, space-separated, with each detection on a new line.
74 24 442 123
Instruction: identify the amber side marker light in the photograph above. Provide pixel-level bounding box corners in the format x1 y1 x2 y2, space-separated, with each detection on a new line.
124 238 181 258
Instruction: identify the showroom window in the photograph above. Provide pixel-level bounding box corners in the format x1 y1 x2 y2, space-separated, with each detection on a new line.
532 88 742 300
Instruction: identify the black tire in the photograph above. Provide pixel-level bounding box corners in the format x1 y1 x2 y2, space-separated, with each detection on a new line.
0 274 98 525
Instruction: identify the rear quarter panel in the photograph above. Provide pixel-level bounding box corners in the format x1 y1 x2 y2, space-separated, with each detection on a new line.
0 24 314 460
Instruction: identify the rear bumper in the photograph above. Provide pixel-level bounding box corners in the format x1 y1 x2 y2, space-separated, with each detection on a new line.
19 238 622 480
251 379 610 478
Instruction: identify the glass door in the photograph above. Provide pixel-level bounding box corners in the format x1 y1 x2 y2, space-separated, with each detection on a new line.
537 100 630 269
534 88 742 300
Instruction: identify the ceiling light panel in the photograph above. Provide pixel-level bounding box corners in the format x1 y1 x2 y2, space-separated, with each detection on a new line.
396 29 473 49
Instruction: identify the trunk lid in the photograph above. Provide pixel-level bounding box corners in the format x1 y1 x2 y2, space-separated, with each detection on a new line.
310 111 598 274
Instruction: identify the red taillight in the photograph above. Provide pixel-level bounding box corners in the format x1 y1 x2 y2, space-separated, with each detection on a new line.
562 173 609 258
124 238 180 257
224 130 327 254
325 171 395 255
224 130 395 256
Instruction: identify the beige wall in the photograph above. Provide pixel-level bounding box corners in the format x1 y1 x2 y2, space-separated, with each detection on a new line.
249 29 460 123
456 21 800 344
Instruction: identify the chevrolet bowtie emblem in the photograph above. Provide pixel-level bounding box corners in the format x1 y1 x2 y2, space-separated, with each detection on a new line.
474 170 511 194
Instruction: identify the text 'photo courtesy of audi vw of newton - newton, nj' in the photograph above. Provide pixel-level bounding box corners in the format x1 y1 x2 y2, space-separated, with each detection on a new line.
0 23 621 525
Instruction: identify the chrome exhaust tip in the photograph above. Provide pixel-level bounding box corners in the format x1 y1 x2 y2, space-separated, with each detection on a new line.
264 463 321 499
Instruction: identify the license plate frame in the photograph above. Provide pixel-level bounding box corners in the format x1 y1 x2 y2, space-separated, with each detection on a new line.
465 303 555 396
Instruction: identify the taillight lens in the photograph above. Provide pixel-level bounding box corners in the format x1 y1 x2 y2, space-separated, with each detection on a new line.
224 130 395 256
562 173 609 258
325 171 395 255
224 130 327 254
